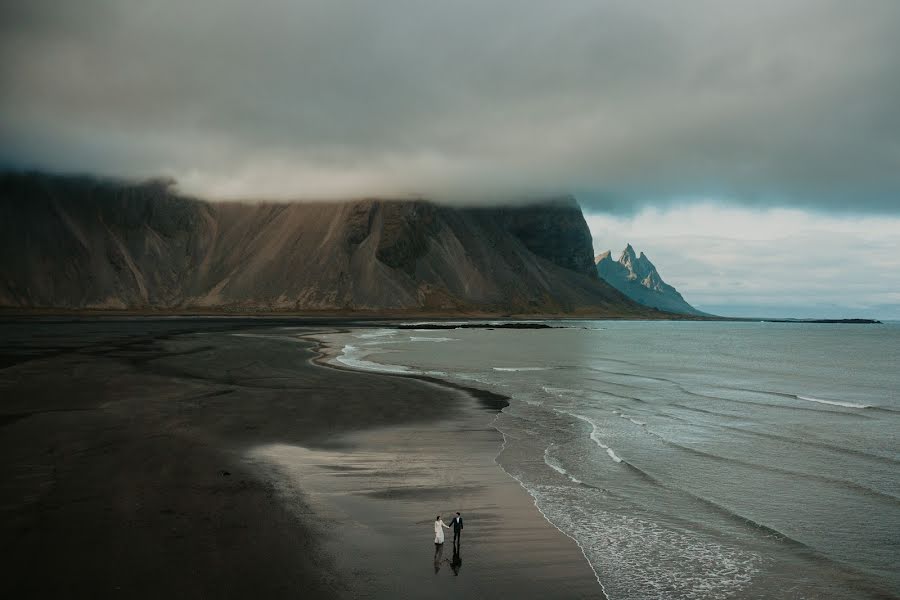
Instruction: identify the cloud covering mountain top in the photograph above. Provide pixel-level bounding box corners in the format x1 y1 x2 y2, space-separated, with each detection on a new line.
2 0 899 210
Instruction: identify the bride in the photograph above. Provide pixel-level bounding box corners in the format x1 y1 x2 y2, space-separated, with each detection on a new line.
434 515 451 545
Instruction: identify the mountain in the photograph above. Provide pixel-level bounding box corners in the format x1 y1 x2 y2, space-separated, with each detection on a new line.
0 172 652 316
595 244 705 315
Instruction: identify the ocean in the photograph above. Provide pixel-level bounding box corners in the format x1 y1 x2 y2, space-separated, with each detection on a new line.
320 321 900 599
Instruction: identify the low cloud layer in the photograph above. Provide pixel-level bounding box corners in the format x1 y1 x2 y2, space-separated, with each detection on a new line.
1 1 899 209
585 205 900 318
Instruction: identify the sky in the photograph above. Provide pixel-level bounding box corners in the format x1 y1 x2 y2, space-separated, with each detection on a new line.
584 206 900 319
1 1 899 317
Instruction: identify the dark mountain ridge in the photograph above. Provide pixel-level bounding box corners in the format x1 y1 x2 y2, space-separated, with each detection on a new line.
0 172 651 315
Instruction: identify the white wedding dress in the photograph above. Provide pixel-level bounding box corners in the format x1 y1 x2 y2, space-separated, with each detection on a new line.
434 519 450 544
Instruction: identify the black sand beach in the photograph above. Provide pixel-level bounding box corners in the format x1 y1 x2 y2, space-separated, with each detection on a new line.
0 318 600 598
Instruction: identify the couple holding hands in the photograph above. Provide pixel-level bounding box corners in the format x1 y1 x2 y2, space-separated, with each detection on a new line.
434 512 463 547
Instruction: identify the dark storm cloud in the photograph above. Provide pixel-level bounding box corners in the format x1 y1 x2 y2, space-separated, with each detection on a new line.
1 0 899 209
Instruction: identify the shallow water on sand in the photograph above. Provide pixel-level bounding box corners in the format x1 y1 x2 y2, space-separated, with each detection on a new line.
322 321 900 600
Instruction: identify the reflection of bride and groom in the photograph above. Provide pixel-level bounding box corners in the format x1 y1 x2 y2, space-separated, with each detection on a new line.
433 512 463 575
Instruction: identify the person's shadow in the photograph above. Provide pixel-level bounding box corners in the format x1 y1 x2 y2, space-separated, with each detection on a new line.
450 546 462 576
433 543 445 574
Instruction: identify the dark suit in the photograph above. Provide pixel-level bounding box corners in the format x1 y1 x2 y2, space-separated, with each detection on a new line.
450 515 463 545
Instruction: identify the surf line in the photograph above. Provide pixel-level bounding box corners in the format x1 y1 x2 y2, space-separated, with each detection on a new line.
493 417 611 600
796 395 871 409
556 409 623 463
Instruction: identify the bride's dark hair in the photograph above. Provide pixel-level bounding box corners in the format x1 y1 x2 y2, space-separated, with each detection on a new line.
435 515 440 520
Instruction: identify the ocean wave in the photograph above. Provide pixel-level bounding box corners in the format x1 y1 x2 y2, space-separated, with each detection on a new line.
527 483 762 600
681 386 873 418
334 344 414 374
558 410 624 464
588 388 649 404
603 447 623 462
588 366 680 386
645 432 900 506
711 423 900 466
542 386 581 396
543 446 583 484
796 395 871 409
354 329 398 339
612 410 647 427
492 428 611 598
584 375 652 391
409 336 458 342
230 332 304 342
334 343 451 379
493 366 550 372
714 384 876 412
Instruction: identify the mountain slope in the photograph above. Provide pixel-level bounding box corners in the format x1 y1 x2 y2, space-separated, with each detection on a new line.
0 172 649 315
595 245 705 315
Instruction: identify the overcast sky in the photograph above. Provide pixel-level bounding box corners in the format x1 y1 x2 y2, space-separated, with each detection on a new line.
585 206 900 319
2 1 899 316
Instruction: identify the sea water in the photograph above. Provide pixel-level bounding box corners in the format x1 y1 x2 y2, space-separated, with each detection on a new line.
321 321 900 599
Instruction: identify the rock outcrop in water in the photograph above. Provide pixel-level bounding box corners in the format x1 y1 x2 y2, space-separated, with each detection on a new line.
0 172 650 315
595 244 704 315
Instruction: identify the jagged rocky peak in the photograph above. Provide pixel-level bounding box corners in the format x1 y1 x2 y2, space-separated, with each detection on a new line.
619 244 637 270
595 243 706 316
598 243 659 283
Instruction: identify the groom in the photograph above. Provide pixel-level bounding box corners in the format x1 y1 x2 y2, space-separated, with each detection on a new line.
450 512 463 547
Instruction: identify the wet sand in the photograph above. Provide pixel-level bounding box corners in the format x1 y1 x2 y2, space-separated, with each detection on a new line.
0 318 600 598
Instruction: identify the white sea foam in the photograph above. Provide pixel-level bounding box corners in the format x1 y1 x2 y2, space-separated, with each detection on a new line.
543 386 580 396
544 446 583 484
618 413 646 426
335 344 413 374
498 414 760 600
558 410 624 464
355 329 398 339
409 336 458 342
492 425 610 598
493 367 550 372
796 395 871 409
528 483 761 600
605 448 623 462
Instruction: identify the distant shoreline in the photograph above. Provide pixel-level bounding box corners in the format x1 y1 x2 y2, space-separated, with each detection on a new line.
744 317 882 324
0 308 880 324
0 306 696 319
